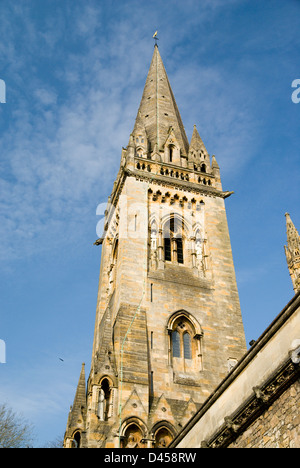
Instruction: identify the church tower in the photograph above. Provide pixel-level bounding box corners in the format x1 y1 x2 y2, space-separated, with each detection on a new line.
64 45 247 448
284 213 300 293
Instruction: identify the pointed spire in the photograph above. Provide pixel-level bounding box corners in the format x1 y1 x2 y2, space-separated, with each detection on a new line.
211 154 219 170
132 45 189 157
188 124 210 167
189 124 207 154
68 363 86 429
285 213 300 252
93 306 117 377
284 213 300 293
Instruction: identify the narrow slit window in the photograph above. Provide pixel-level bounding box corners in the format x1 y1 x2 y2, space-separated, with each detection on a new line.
164 237 171 262
176 238 184 264
172 331 181 358
183 332 192 360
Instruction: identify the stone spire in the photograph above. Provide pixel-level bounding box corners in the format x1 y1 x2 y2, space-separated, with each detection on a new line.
188 124 210 168
189 124 207 155
132 45 189 158
65 363 87 439
284 213 300 293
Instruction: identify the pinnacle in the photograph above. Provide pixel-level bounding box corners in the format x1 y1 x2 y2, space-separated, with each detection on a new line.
285 213 300 251
189 124 206 152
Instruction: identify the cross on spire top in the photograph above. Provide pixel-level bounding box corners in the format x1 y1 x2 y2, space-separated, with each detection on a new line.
153 30 159 46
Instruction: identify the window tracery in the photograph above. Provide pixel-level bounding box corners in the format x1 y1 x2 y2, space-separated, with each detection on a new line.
163 216 185 264
168 311 203 375
148 198 209 277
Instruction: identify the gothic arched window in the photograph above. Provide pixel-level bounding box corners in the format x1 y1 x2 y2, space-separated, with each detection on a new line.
169 145 174 163
73 431 81 448
154 426 174 448
122 422 146 448
97 377 113 421
168 311 203 373
171 320 194 362
163 216 185 265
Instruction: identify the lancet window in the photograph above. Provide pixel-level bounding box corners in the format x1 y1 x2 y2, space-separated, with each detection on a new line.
168 145 174 163
168 311 203 374
72 431 81 448
171 320 194 362
97 378 113 421
163 216 185 265
148 200 208 276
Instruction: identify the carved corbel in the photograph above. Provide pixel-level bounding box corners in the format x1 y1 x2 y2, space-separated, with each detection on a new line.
224 417 240 433
253 386 268 404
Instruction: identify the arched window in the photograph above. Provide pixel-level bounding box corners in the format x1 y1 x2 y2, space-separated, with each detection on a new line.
168 145 175 163
163 216 185 264
122 423 145 448
73 431 81 448
98 378 112 421
200 163 206 173
168 312 203 373
154 427 174 448
171 321 194 362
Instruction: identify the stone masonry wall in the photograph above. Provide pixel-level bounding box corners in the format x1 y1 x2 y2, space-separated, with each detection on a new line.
229 378 300 448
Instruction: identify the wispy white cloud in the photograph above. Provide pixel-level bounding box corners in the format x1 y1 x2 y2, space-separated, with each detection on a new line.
0 0 299 450
0 6 124 263
0 0 296 268
34 87 58 106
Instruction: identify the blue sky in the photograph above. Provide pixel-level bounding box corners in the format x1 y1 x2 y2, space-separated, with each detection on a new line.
0 0 299 447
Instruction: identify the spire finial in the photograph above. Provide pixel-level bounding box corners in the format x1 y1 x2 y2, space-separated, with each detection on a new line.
153 30 159 47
